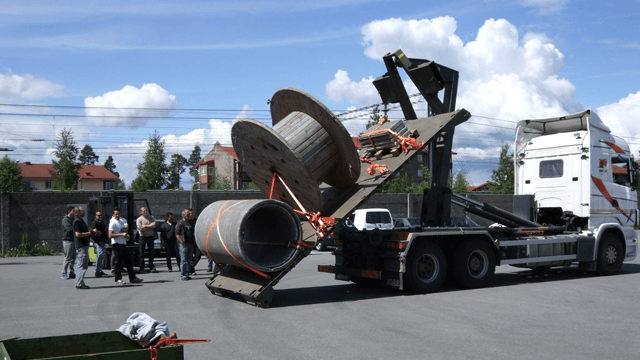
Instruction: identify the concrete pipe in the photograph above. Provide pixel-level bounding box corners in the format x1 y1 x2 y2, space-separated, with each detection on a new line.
195 199 302 273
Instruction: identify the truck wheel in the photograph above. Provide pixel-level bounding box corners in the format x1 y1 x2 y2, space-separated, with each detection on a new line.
405 242 446 293
453 239 496 289
597 234 624 275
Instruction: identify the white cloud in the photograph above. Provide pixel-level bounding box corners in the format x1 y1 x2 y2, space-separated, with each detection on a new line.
84 83 176 128
0 71 64 102
326 70 379 104
103 106 253 187
596 91 640 157
333 17 577 122
326 16 582 185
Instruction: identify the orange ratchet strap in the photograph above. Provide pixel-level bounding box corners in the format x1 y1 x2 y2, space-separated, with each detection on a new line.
150 333 210 360
360 157 388 176
275 173 336 240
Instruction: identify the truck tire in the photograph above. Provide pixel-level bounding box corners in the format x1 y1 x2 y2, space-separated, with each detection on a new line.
453 239 496 289
596 234 624 275
405 242 446 293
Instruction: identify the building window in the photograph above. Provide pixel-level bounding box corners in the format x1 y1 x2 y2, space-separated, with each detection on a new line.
45 181 53 189
200 167 207 176
104 181 115 190
417 169 423 177
208 167 214 175
24 181 37 190
417 155 423 162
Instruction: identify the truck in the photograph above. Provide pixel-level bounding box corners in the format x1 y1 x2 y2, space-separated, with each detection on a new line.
200 49 638 306
318 50 639 293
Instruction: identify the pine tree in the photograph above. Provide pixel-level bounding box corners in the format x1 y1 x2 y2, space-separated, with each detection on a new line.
78 144 99 165
488 144 514 194
130 131 168 192
103 156 120 178
451 171 469 195
166 153 187 189
187 145 201 184
51 128 79 192
0 156 26 192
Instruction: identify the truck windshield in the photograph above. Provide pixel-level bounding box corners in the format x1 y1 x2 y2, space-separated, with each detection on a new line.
366 212 391 224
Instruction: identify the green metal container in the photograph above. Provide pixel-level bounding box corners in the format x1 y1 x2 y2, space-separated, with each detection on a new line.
0 331 183 360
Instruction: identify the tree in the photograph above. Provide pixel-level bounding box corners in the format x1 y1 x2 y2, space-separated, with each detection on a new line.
78 144 99 165
208 168 231 190
451 171 469 195
187 145 201 184
365 105 381 130
166 153 187 189
0 156 26 192
130 131 168 192
51 128 79 192
103 155 120 178
488 144 514 194
378 166 432 194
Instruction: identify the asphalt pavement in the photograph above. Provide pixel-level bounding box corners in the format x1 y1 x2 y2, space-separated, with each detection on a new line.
1 251 640 359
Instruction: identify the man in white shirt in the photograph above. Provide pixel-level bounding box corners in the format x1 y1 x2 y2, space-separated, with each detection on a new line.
109 207 143 285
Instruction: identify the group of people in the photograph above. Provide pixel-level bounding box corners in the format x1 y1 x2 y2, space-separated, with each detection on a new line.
61 205 217 289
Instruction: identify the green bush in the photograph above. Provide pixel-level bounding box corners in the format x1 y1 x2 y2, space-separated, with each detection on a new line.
0 234 60 257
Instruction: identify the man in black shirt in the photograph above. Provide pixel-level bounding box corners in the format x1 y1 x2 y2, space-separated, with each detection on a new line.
61 206 76 280
73 206 97 289
160 212 180 272
175 209 195 281
90 210 109 277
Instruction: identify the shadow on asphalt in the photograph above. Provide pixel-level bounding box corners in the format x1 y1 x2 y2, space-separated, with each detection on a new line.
268 284 405 308
266 263 640 307
0 262 30 265
88 284 144 289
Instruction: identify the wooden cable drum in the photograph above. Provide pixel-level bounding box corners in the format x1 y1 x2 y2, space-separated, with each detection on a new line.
232 88 360 214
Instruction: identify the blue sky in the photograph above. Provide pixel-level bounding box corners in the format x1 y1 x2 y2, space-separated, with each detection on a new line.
1 0 639 188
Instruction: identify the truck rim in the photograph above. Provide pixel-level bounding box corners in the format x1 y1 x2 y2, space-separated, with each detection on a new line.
604 244 618 265
417 254 439 283
468 250 488 279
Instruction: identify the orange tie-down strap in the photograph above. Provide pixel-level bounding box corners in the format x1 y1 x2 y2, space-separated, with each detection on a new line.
360 157 388 176
150 333 210 360
273 173 336 240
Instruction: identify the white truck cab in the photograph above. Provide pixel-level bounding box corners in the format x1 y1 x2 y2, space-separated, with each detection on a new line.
515 109 638 261
351 209 394 231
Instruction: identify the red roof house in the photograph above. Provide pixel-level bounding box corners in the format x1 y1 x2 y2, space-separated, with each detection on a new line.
19 162 119 191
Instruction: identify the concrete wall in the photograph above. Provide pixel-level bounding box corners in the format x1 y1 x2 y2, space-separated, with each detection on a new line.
1 189 579 253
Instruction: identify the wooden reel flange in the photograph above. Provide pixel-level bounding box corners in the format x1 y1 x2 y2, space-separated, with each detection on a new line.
231 88 360 214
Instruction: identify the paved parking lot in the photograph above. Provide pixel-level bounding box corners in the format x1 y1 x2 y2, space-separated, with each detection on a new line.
1 252 640 359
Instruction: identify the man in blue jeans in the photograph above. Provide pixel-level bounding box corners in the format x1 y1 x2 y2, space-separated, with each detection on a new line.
90 210 109 277
175 209 195 281
73 206 97 289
